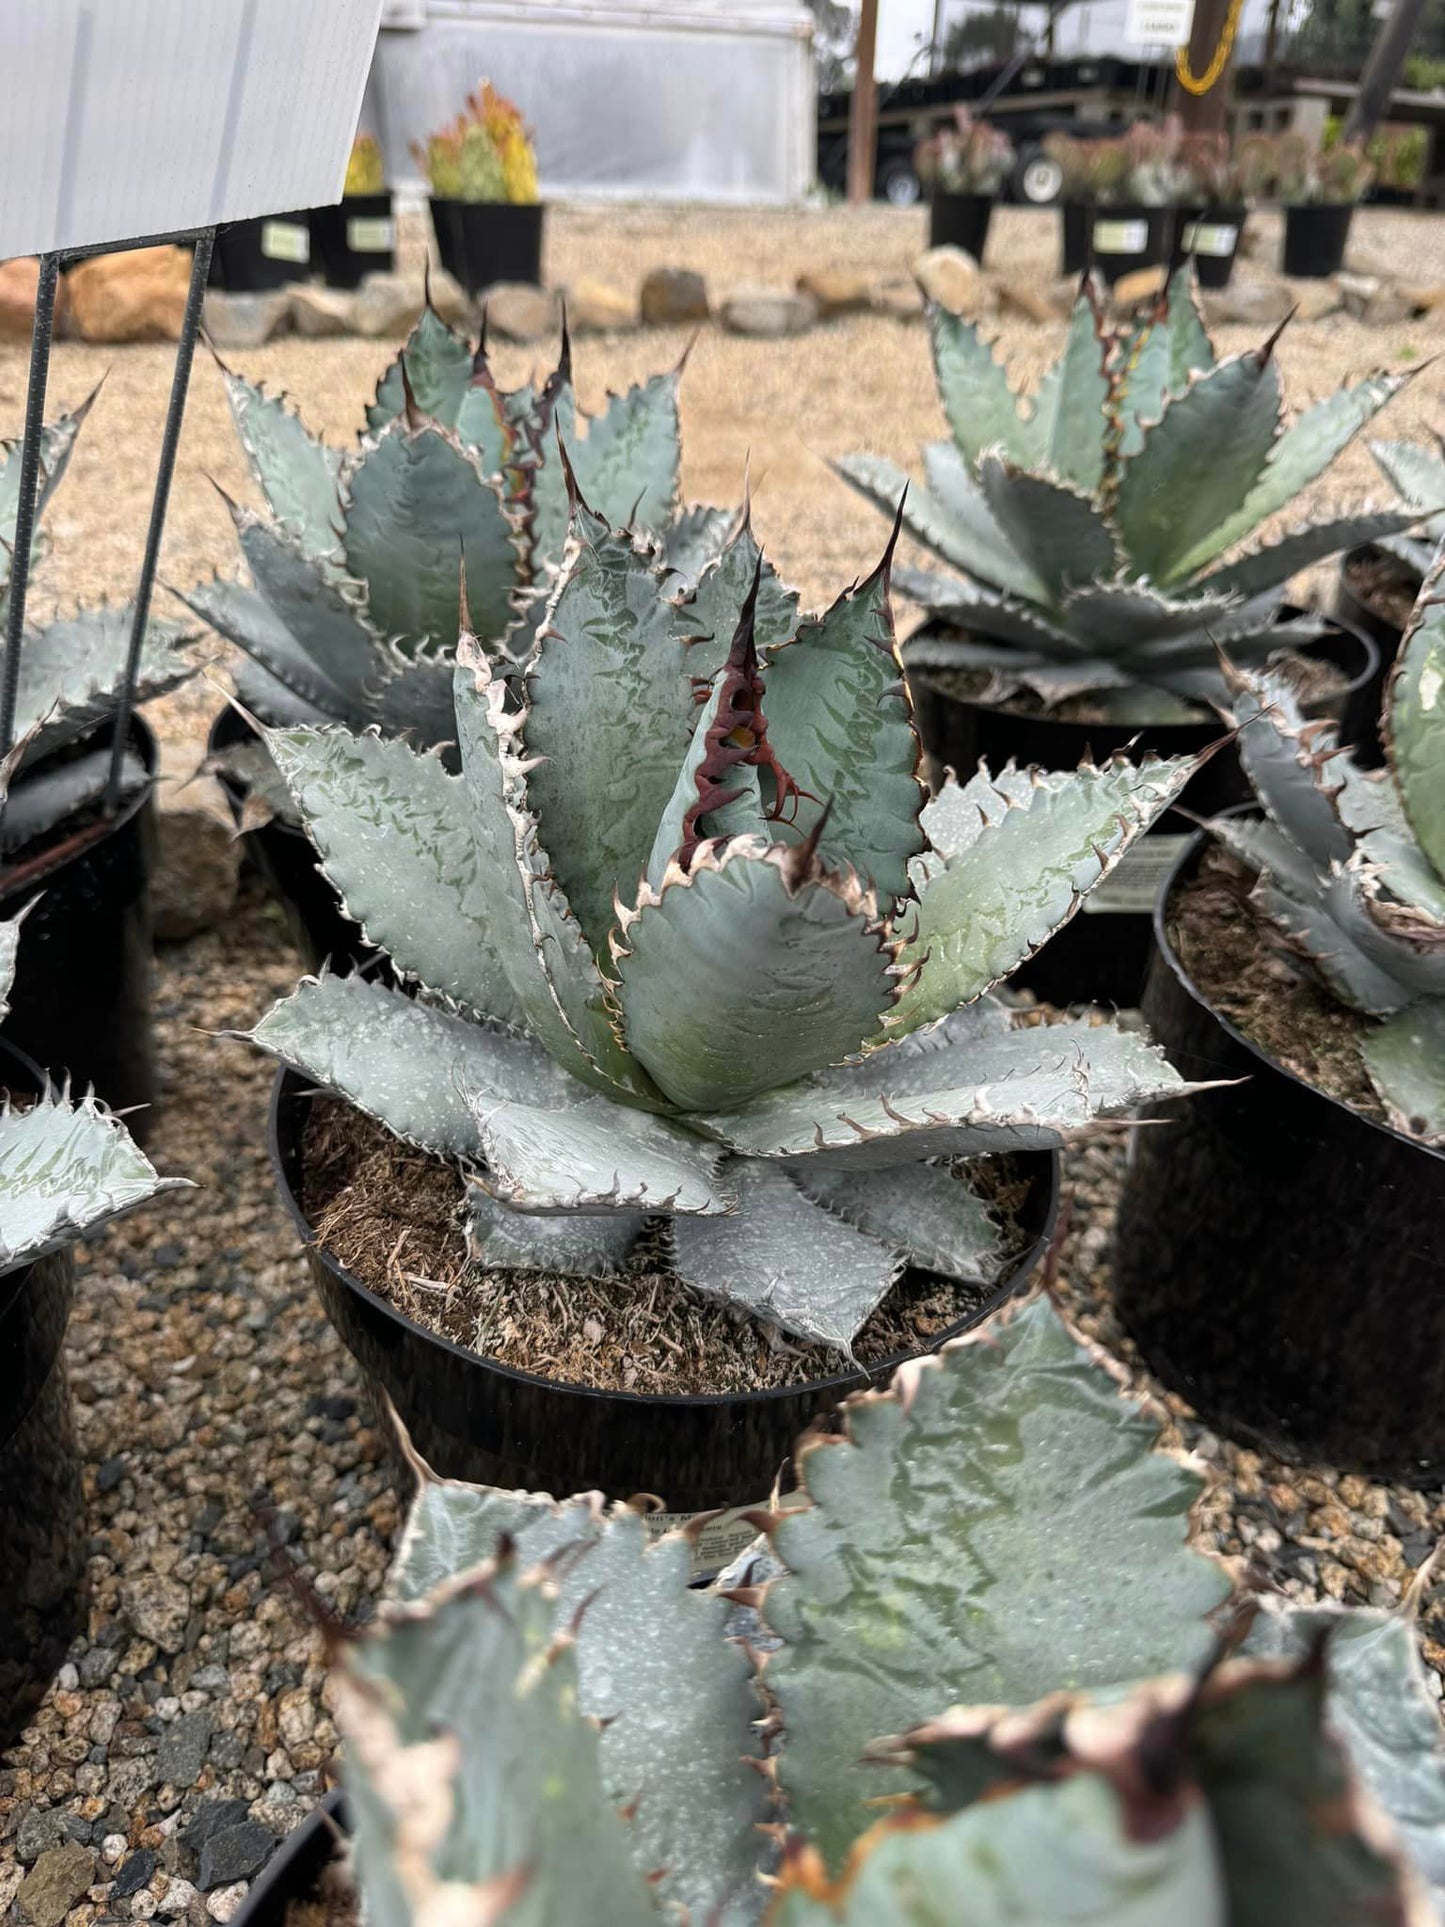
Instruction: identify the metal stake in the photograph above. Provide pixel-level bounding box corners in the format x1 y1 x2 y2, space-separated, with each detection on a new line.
105 226 216 808
0 255 61 760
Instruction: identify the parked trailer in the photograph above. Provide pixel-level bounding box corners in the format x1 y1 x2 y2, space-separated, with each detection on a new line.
367 0 816 204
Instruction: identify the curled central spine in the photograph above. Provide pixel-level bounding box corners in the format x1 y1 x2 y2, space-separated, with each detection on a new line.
678 556 812 871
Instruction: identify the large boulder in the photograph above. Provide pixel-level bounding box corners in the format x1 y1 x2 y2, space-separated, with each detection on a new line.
912 245 992 318
67 245 194 343
483 281 560 344
0 256 72 341
565 276 636 332
202 288 292 350
287 283 355 338
796 268 873 318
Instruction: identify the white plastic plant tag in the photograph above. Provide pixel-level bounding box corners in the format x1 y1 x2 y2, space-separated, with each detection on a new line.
1183 221 1239 258
1082 833 1191 915
0 0 384 258
643 1500 770 1583
261 220 310 264
1093 218 1150 255
347 215 395 253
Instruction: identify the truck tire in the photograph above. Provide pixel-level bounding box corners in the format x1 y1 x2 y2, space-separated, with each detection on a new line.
1014 145 1064 206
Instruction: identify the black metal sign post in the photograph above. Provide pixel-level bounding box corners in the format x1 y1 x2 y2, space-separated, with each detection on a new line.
0 225 218 809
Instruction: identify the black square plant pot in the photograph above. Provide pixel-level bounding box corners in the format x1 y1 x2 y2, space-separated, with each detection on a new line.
1282 204 1355 279
210 212 314 292
309 193 396 289
1169 203 1247 289
928 190 995 262
429 198 545 294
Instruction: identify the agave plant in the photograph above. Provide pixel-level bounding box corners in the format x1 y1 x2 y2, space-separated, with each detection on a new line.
837 266 1424 716
241 489 1207 1351
1367 432 1445 582
0 394 196 840
0 768 182 1266
183 301 734 771
1214 548 1445 1145
325 1290 1445 1925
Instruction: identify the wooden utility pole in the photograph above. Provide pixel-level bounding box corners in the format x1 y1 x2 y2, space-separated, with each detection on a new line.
847 0 880 204
1343 0 1427 140
1173 0 1236 134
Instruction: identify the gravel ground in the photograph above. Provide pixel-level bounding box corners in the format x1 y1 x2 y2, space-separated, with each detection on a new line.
2 201 1445 1920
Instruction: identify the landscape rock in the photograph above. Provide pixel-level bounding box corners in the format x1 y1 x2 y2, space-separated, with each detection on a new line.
181 1801 249 1857
639 266 709 326
719 284 817 338
1363 283 1416 327
152 746 239 944
795 268 873 317
201 289 292 352
0 256 72 341
197 1821 274 1892
425 267 472 328
1200 278 1293 328
564 276 636 332
1110 264 1168 308
870 272 925 318
119 1573 190 1654
16 1807 72 1864
1333 270 1380 319
17 1844 95 1927
1399 280 1445 314
113 1848 158 1898
483 281 560 344
350 271 426 339
206 1884 250 1923
994 276 1064 323
68 246 193 343
159 1879 198 1917
912 245 991 317
287 284 354 338
1292 280 1343 322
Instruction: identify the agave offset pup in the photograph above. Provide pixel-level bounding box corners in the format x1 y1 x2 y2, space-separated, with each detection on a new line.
1214 548 1445 1146
837 266 1422 718
241 473 1209 1355
184 303 738 779
323 1290 1445 1925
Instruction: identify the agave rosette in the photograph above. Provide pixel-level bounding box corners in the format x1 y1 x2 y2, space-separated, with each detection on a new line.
182 300 736 763
1215 544 1445 1145
242 475 1213 1351
836 266 1425 714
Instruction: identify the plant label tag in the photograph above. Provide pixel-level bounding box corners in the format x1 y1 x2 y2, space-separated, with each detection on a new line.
1093 218 1150 255
261 220 310 264
1183 221 1238 257
643 1501 768 1583
347 215 395 253
1083 834 1191 915
0 0 383 259
1124 0 1196 43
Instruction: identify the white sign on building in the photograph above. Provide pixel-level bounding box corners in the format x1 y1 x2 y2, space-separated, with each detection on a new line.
1123 0 1197 43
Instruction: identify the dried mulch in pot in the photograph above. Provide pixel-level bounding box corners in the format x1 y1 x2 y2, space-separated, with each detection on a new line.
298 1096 1037 1399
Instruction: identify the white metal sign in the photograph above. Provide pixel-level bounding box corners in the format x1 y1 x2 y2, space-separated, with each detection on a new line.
0 0 384 259
1123 0 1196 43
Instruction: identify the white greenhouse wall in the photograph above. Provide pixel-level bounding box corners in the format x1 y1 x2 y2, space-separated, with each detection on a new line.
367 0 817 204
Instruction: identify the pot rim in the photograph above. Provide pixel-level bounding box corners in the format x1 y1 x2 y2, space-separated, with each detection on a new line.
231 1790 348 1927
0 712 156 899
1155 811 1445 1164
268 1067 1061 1415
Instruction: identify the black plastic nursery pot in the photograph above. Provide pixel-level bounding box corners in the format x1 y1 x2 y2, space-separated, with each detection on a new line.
208 708 376 976
1070 204 1171 287
906 611 1378 1010
1113 823 1445 1482
429 198 545 295
1330 544 1421 766
0 717 158 1124
0 1041 87 1752
929 190 995 261
1170 203 1247 289
309 193 396 289
270 1070 1060 1580
210 212 314 292
231 1793 348 1927
1281 203 1355 279
1060 198 1090 275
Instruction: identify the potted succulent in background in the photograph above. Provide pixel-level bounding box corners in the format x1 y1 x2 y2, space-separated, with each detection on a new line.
0 396 196 1114
1269 130 1374 277
1043 120 1193 285
416 82 543 295
833 268 1412 1005
917 107 1014 261
1115 566 1445 1479
309 133 395 289
0 846 182 1750
236 1289 1445 1926
241 484 1207 1565
1333 431 1445 758
190 304 751 967
1171 130 1249 289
